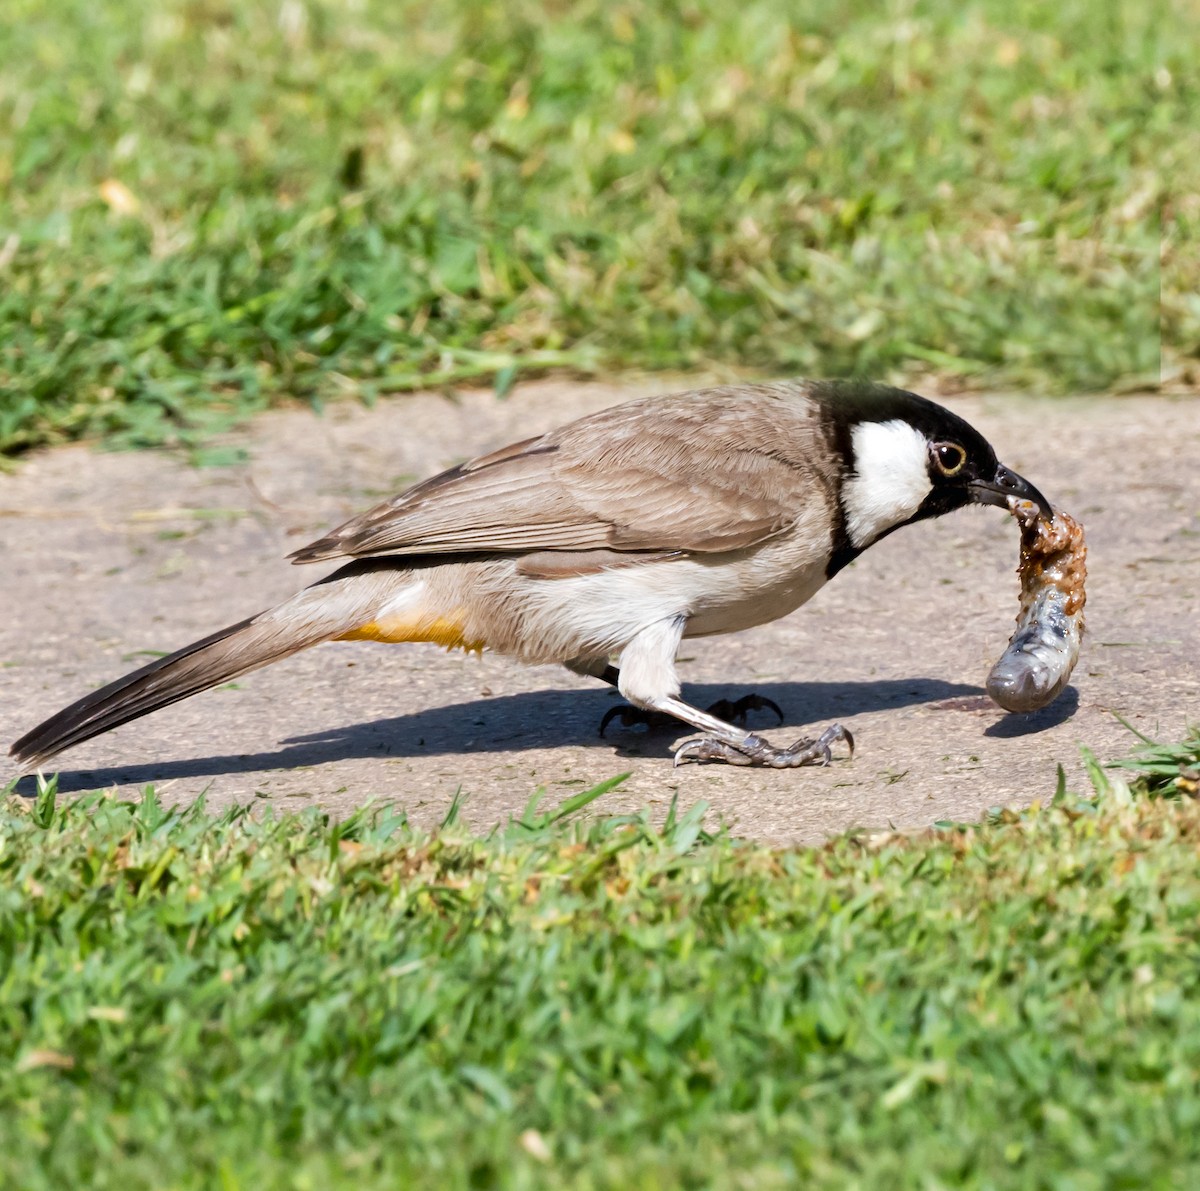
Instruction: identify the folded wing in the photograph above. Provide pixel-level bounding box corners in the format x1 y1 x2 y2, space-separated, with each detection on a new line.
289 382 835 564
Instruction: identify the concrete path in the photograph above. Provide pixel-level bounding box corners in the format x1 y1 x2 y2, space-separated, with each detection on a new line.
2 381 1197 842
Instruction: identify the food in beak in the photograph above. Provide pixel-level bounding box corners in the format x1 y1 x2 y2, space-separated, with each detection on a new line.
971 466 1053 520
986 499 1087 714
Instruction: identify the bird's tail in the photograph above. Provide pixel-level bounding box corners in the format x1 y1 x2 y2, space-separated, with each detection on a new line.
9 563 402 772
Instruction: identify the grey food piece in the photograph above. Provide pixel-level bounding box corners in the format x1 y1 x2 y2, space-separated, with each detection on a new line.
987 502 1087 713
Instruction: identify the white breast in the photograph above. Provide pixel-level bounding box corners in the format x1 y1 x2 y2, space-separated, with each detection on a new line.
508 503 833 659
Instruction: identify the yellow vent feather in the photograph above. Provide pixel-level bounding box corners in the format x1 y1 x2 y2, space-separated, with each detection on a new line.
338 613 485 655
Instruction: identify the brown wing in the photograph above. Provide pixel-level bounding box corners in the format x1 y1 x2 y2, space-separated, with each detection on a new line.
289 381 837 565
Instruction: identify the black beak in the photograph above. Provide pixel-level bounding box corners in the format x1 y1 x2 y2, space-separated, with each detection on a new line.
969 464 1053 519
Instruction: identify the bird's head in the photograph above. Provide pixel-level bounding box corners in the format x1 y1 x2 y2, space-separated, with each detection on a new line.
816 381 1052 555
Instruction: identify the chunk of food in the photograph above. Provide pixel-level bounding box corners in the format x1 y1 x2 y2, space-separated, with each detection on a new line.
986 501 1087 713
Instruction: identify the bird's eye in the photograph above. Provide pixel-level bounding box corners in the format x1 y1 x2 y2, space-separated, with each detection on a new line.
933 442 967 477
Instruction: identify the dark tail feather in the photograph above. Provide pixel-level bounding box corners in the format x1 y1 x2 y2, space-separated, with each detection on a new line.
9 568 389 772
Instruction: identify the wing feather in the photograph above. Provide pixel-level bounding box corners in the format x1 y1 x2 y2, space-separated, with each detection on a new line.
289 381 838 564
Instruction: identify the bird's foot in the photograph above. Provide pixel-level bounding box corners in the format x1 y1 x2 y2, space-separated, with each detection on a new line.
599 692 784 738
673 723 854 769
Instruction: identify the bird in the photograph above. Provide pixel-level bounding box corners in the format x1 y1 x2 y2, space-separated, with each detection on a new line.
9 379 1051 773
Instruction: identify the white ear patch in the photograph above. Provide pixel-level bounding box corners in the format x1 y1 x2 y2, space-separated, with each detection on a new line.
842 419 933 547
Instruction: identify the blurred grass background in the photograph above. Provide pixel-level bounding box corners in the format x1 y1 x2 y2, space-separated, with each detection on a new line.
0 0 1195 456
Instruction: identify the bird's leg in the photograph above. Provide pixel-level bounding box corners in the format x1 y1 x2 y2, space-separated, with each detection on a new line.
564 658 674 734
567 660 785 738
596 619 851 768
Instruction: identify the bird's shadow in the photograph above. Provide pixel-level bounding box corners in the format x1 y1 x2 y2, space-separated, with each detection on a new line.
11 677 1076 796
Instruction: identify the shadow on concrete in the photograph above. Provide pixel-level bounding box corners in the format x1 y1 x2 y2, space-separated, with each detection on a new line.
15 676 991 796
982 686 1081 738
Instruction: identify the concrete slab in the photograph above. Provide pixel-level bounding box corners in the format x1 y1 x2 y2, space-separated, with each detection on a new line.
2 381 1197 841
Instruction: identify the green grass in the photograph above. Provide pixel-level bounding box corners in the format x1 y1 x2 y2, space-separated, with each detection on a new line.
2 732 1200 1189
1 0 1195 457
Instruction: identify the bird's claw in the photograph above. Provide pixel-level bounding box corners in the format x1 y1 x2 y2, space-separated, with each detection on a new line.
674 724 854 769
